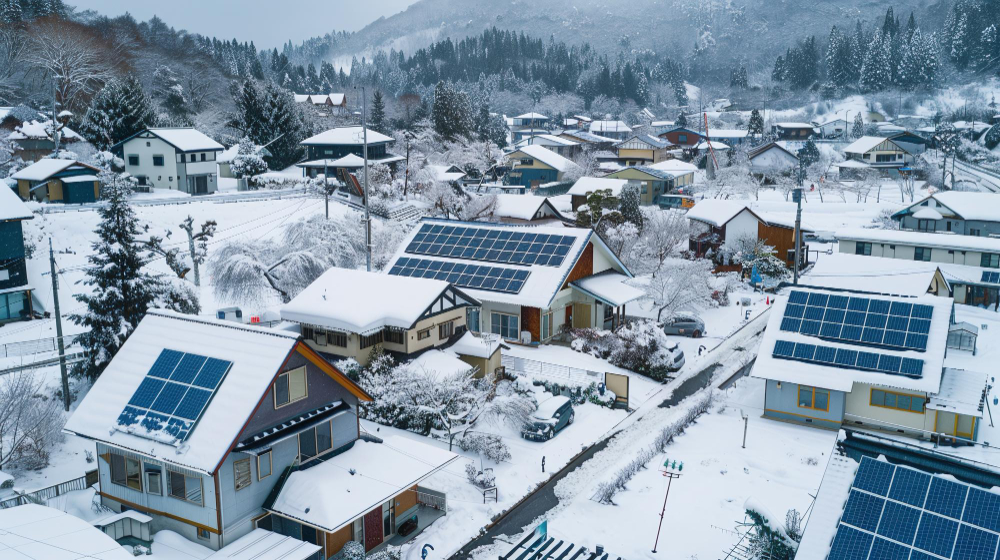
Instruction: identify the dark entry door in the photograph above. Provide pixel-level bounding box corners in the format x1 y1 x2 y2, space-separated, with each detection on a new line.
195 176 208 194
363 507 383 551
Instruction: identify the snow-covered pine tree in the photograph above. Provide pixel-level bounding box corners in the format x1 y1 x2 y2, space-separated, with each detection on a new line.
676 111 688 128
369 89 387 135
70 173 160 380
859 30 890 92
852 113 865 139
79 76 156 151
1 0 23 23
619 184 643 231
748 109 764 138
229 79 305 169
230 136 268 185
797 139 820 168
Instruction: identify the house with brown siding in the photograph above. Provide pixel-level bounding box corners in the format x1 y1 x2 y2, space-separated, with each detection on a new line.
385 219 640 343
64 310 456 557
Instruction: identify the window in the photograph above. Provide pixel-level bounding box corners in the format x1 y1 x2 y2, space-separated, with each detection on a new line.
491 312 520 340
678 134 687 142
110 453 142 491
870 389 925 413
258 450 272 480
384 329 404 345
914 247 931 262
197 528 210 541
439 321 454 339
417 328 431 340
329 332 347 347
876 153 896 163
234 459 252 491
981 254 1000 268
971 228 982 236
190 154 197 162
168 470 203 505
520 158 533 165
145 464 162 495
359 331 384 349
312 328 327 346
797 386 829 411
153 155 164 166
917 219 936 232
127 155 139 166
298 420 333 462
352 518 364 544
855 242 872 256
201 153 207 161
541 312 553 340
467 308 481 333
274 367 307 408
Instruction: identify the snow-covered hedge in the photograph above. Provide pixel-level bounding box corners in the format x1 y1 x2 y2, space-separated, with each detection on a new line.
458 432 511 463
572 320 678 381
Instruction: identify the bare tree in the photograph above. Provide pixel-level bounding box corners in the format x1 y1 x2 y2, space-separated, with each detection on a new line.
210 240 326 307
26 21 115 113
0 28 26 103
0 372 63 470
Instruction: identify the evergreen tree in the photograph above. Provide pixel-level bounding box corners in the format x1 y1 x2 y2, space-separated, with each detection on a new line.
369 90 387 134
748 109 764 138
432 81 473 140
852 113 865 139
797 139 820 168
676 112 688 128
79 76 156 151
229 79 305 169
859 30 891 92
771 55 786 82
71 174 160 381
619 185 643 230
1 0 23 23
986 125 1000 151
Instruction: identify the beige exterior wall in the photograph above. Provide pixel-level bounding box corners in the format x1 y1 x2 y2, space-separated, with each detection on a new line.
843 382 934 435
839 239 990 266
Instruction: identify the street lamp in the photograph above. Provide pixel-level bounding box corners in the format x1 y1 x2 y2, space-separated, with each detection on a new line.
652 458 683 554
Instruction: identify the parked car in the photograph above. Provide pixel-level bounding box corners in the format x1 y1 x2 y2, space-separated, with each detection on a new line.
656 194 695 210
662 313 706 338
521 396 574 441
666 342 686 372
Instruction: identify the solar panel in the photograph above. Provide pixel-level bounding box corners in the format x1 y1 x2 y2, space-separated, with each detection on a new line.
982 271 1000 285
782 290 935 352
829 457 1000 560
404 224 577 268
771 339 924 378
116 349 232 444
388 257 530 294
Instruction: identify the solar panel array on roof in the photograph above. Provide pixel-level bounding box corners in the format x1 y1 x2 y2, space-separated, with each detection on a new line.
405 223 576 268
982 271 1000 285
388 257 529 294
829 456 1000 560
772 339 925 378
116 349 232 443
781 290 933 352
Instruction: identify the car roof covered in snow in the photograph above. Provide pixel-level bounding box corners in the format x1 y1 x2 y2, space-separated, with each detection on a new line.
282 268 478 335
836 227 1000 253
534 396 570 419
751 287 952 393
300 126 394 146
64 310 307 473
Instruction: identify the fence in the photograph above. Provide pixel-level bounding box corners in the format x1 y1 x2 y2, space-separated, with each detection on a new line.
0 471 95 509
416 486 447 512
0 334 79 358
500 354 602 387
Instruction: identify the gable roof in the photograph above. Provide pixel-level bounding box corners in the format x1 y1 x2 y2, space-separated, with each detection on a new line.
514 112 549 120
281 268 479 335
748 141 799 160
616 134 671 149
774 122 815 129
912 192 1000 223
514 134 579 148
512 144 580 173
300 126 394 146
646 159 698 176
64 310 367 474
801 253 944 297
10 158 99 182
493 194 565 222
0 504 133 560
589 120 632 134
751 287 952 394
685 199 762 228
843 136 899 154
114 128 224 152
559 130 615 144
566 176 629 197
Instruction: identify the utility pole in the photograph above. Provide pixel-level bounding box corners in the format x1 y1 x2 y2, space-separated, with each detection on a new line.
741 410 749 449
323 159 329 219
792 187 803 285
49 239 70 412
652 460 683 554
51 82 62 157
361 86 372 272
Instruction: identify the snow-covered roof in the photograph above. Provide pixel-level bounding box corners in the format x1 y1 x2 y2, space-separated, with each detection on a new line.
514 134 579 148
795 454 859 559
300 126 394 146
647 159 698 176
0 504 133 560
748 141 799 160
815 117 848 127
775 122 815 129
145 128 224 152
270 436 458 532
62 174 98 183
566 176 628 197
428 164 467 182
515 112 549 120
559 130 615 144
0 185 32 221
207 528 321 560
694 140 730 150
294 94 310 103
685 200 760 228
570 272 645 306
801 253 942 297
282 268 470 335
448 331 500 359
386 219 623 309
589 120 632 134
513 145 580 173
917 191 1000 222
651 120 675 128
843 136 894 154
751 287 952 394
836 227 1000 254
64 310 303 474
296 154 367 169
911 207 943 220
8 119 82 141
493 194 562 221
833 159 870 169
927 368 987 418
707 129 749 138
408 348 475 377
10 158 80 181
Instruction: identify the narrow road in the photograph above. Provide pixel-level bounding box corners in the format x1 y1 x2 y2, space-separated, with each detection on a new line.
448 360 726 560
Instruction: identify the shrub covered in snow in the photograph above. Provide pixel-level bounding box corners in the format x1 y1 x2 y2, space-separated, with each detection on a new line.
464 461 498 488
368 545 402 560
341 541 365 560
572 320 679 381
458 432 511 463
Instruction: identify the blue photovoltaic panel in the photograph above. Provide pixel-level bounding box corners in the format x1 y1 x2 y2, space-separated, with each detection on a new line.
853 457 895 496
388 257 530 294
116 349 232 443
842 490 885 532
829 525 875 560
913 513 959 557
888 467 931 508
868 538 911 560
404 224 577 268
952 525 997 560
926 477 968 520
781 290 935 352
771 340 924 378
963 489 1000 533
875 501 921 545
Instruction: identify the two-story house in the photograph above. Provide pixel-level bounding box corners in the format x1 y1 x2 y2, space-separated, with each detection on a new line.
843 136 912 175
510 113 551 143
614 135 673 166
0 186 33 323
0 106 87 162
687 200 810 269
10 158 102 203
112 128 224 194
512 134 581 159
64 310 457 556
300 127 404 171
891 192 1000 236
772 122 816 140
505 145 581 189
589 120 632 141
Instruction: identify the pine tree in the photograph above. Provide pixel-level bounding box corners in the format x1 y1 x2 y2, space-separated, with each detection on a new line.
797 139 820 167
859 30 891 92
748 109 764 137
70 174 160 381
79 76 156 151
1 0 23 23
676 112 688 128
771 55 786 82
619 185 643 230
852 113 865 139
229 79 305 169
369 90 387 134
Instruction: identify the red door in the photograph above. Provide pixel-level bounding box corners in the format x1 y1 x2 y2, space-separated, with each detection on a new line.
363 507 383 551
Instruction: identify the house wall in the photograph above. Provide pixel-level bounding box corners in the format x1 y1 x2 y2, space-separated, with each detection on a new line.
838 239 994 267
521 306 540 342
0 221 27 291
762 380 845 429
659 129 701 146
123 136 180 189
177 155 219 195
843 382 934 437
564 243 595 288
217 437 298 543
758 223 798 266
95 442 220 548
722 210 760 246
750 148 798 173
604 168 668 205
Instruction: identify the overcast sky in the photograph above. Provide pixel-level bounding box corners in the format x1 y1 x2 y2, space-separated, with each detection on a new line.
69 0 420 49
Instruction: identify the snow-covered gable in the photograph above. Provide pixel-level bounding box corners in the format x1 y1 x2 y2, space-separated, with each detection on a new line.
281 268 474 335
686 199 761 228
493 194 564 222
647 159 698 176
64 310 302 473
514 144 580 173
843 136 898 155
300 126 394 146
589 120 632 135
515 112 549 120
567 176 628 197
10 158 97 182
751 287 952 394
514 134 579 148
0 184 31 222
836 227 1000 254
8 119 82 141
560 130 616 144
910 191 1000 223
570 271 644 306
145 128 224 152
801 253 943 297
428 164 467 182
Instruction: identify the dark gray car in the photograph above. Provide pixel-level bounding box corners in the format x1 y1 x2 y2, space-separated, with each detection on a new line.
521 396 574 441
662 313 706 338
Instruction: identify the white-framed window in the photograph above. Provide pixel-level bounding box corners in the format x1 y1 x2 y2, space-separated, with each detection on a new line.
491 312 520 340
298 420 333 462
274 367 307 408
417 328 431 340
144 464 162 495
541 312 553 340
258 450 272 480
197 528 211 541
234 458 252 491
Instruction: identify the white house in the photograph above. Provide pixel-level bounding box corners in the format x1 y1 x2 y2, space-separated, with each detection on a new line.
843 136 912 172
814 117 848 138
748 141 800 177
589 120 632 140
112 128 224 194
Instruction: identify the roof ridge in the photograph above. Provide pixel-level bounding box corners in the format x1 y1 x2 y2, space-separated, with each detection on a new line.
146 309 299 339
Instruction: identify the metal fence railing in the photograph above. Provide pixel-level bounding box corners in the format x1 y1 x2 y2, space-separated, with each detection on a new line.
0 472 94 509
500 354 602 386
0 335 79 358
416 486 447 512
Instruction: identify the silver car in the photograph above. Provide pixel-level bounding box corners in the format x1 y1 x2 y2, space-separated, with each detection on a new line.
662 313 706 338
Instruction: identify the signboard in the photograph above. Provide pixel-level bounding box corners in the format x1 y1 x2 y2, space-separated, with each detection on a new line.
533 520 548 543
605 372 630 409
